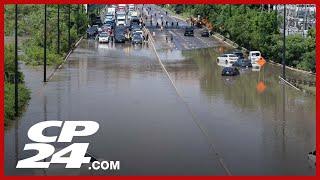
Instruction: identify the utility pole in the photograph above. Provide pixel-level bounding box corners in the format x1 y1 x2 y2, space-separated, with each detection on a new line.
304 5 308 37
282 5 286 79
57 4 60 54
229 5 231 17
275 5 278 32
68 4 71 50
77 4 80 35
14 4 18 116
44 4 47 82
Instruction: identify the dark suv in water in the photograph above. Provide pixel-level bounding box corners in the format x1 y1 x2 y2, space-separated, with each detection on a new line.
221 67 240 76
232 58 252 68
184 26 194 36
231 51 244 59
201 28 210 37
115 33 126 43
86 26 98 39
114 27 126 43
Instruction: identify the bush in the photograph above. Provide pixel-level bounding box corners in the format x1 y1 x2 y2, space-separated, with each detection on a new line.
4 83 31 126
5 5 88 66
297 50 316 72
23 44 63 66
4 44 24 83
4 44 30 126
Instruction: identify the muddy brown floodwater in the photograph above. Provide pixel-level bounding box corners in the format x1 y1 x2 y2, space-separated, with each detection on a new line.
5 38 315 175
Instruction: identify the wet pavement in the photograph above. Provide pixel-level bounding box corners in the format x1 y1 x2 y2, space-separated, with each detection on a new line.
143 5 224 51
4 5 316 176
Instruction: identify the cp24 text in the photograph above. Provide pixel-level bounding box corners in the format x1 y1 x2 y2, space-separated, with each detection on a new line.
16 120 120 170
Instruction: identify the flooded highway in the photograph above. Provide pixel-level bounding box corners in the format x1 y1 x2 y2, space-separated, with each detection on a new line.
5 37 315 175
4 5 315 176
5 40 228 175
157 47 316 175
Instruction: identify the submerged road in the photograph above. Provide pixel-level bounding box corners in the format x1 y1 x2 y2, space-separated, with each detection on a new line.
5 5 316 176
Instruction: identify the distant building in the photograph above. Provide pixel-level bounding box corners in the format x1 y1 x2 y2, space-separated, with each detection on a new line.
275 4 316 37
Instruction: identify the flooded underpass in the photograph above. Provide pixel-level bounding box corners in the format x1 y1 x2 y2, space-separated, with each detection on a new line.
5 38 315 175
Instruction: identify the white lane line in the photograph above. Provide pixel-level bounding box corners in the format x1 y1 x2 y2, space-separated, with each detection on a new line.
147 29 232 175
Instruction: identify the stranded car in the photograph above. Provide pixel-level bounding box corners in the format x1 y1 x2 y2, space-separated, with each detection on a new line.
201 28 210 37
132 34 143 44
232 58 252 68
114 33 126 43
231 51 244 59
184 26 194 36
217 54 239 64
86 26 98 38
98 33 109 43
249 51 261 64
221 67 240 76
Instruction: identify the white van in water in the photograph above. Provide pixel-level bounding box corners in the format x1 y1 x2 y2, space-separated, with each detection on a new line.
107 7 116 15
128 4 135 12
249 51 261 64
116 14 126 26
130 11 139 19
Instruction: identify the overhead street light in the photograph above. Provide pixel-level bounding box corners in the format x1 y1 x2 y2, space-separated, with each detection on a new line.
44 4 47 82
14 4 18 116
68 4 71 50
57 4 60 54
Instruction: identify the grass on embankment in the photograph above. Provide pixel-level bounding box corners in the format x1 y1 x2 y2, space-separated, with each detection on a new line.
4 83 31 126
5 44 31 126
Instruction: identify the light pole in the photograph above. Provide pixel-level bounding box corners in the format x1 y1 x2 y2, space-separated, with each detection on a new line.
68 4 71 50
44 4 47 82
275 5 278 31
282 5 286 79
304 5 308 36
57 4 60 54
77 4 80 35
14 4 18 116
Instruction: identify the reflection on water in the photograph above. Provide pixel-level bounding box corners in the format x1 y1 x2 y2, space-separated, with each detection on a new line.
5 40 315 175
5 40 227 175
159 47 316 175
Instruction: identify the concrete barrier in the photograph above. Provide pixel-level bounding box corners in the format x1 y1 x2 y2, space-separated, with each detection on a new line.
47 36 84 81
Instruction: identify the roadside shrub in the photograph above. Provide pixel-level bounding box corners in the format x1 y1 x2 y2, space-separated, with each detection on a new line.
297 50 316 72
23 44 63 66
4 44 24 83
5 5 88 66
4 83 31 126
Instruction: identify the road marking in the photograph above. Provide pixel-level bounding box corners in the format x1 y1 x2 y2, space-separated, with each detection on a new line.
147 28 232 175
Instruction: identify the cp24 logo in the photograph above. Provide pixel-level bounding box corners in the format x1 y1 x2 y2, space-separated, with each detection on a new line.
16 121 99 169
